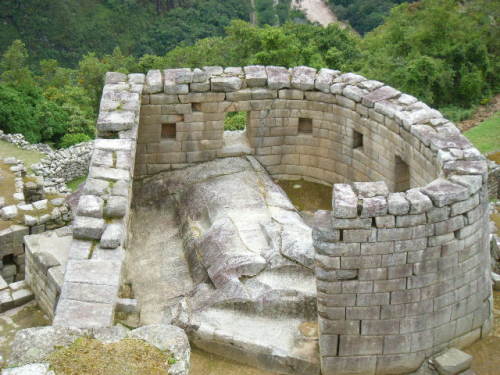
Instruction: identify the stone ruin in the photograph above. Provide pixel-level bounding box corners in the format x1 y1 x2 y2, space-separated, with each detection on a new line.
8 66 494 375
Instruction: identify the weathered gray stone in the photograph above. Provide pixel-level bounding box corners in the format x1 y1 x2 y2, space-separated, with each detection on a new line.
244 65 267 87
266 66 291 89
72 216 105 240
2 363 52 375
76 195 104 218
433 348 472 375
211 76 242 92
315 68 339 93
406 189 433 214
291 66 317 91
128 324 190 375
353 181 389 198
7 326 86 366
333 184 357 218
97 111 135 132
104 196 128 218
100 223 123 249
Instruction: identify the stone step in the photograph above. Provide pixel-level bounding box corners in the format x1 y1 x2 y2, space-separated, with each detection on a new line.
189 307 320 375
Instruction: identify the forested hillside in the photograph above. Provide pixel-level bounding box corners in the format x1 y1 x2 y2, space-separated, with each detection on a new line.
0 0 252 67
326 0 417 34
0 0 498 149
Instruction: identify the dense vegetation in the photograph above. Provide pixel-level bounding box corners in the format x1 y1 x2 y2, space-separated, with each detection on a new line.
0 0 252 67
327 0 417 34
0 0 498 148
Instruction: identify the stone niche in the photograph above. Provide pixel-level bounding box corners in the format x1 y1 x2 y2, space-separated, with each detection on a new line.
51 67 492 375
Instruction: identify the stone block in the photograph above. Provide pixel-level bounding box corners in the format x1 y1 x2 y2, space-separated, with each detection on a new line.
321 356 376 375
422 178 470 207
97 111 136 133
362 86 400 107
104 196 128 218
54 299 114 328
388 193 410 215
360 196 387 218
144 70 163 94
291 66 316 91
406 189 433 214
60 281 118 304
319 334 338 357
362 319 400 335
77 195 104 218
72 216 105 240
244 65 267 87
315 68 339 93
64 259 121 286
339 335 383 356
433 348 472 375
211 76 242 92
333 184 357 218
266 66 290 89
100 223 123 249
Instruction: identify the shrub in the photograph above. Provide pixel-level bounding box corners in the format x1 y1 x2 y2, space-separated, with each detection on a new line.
59 133 91 148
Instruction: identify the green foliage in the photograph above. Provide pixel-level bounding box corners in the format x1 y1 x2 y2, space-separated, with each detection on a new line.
60 133 92 148
0 84 39 142
464 112 500 154
439 106 476 123
160 20 361 70
360 0 499 109
224 111 247 131
0 40 97 147
327 0 415 34
66 175 88 192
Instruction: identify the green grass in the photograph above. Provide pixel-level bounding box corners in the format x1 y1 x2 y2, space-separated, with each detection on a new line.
0 140 44 169
463 112 500 154
67 175 87 192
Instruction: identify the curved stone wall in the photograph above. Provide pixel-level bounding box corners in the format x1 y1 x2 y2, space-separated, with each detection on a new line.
52 66 492 375
135 66 446 193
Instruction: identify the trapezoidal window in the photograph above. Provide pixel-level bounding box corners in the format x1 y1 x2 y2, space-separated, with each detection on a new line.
353 130 363 150
224 111 248 131
161 123 176 140
394 155 410 192
298 118 313 134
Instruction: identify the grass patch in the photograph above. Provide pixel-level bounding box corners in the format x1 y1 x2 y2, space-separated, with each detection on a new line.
464 112 500 154
47 337 172 375
0 140 43 170
224 111 247 131
66 175 87 191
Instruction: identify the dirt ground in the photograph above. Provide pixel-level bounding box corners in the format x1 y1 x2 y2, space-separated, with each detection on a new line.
458 94 500 132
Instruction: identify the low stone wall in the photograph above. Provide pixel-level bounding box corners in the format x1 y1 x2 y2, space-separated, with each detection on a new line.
53 72 143 328
32 141 93 192
0 130 53 154
24 227 71 319
1 157 71 286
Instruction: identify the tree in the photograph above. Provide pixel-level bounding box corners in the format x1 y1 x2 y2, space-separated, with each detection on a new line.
0 40 35 90
360 0 497 108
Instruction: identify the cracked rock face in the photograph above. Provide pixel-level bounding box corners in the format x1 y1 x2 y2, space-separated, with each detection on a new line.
135 157 315 308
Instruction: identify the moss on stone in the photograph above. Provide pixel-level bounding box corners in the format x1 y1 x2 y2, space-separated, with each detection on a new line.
47 337 172 375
